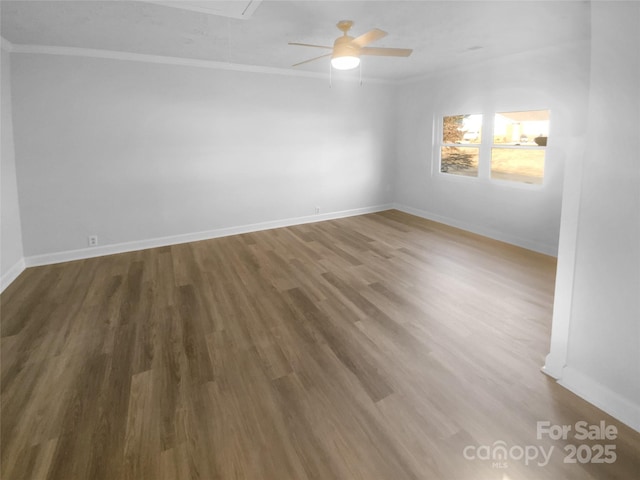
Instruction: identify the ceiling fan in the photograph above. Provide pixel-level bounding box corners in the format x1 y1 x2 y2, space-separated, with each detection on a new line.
289 20 413 71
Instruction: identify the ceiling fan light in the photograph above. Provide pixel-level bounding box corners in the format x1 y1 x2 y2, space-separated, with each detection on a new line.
331 55 360 70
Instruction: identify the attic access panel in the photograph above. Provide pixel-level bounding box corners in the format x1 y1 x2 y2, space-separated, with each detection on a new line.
143 1 263 19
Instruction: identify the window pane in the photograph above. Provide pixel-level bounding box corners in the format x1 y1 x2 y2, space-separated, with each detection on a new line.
443 114 482 144
491 148 545 184
493 110 549 146
441 147 479 177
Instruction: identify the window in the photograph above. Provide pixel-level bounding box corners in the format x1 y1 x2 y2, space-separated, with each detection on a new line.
439 110 550 185
440 114 482 177
491 110 549 185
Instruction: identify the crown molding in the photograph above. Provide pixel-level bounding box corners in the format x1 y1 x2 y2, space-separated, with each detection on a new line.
8 43 393 84
397 38 590 86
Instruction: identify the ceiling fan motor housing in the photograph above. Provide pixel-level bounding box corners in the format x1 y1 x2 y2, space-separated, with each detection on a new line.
333 35 359 59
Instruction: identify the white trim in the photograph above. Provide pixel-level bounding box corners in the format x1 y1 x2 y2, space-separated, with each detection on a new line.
1 36 14 52
143 1 263 20
24 205 393 267
543 137 586 378
540 365 560 380
8 43 392 84
1 258 26 293
559 366 640 433
393 202 558 256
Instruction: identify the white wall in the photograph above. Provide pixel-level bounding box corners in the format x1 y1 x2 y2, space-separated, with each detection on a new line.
546 2 640 431
1 47 25 289
10 53 395 258
393 42 591 255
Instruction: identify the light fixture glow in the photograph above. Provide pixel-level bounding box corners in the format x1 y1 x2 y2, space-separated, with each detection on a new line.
331 55 360 70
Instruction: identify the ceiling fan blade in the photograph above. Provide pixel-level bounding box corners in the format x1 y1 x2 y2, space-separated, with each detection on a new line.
350 28 387 47
288 42 332 50
292 53 332 67
361 47 413 57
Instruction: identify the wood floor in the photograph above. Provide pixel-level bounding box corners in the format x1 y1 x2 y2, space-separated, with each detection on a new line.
2 210 639 480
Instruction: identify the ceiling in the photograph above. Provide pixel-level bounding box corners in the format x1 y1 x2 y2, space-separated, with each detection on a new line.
0 0 591 81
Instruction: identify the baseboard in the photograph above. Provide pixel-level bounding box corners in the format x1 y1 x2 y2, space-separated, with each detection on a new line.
0 258 26 293
25 204 393 268
392 203 558 256
559 366 640 433
541 362 562 380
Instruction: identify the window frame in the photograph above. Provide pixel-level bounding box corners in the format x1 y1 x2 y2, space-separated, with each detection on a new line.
435 109 551 188
490 110 550 186
437 113 483 180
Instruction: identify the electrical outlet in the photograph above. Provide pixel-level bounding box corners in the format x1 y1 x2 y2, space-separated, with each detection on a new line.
315 206 320 214
88 235 98 247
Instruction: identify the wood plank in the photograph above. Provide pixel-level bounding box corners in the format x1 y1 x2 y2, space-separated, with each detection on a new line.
2 210 639 479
